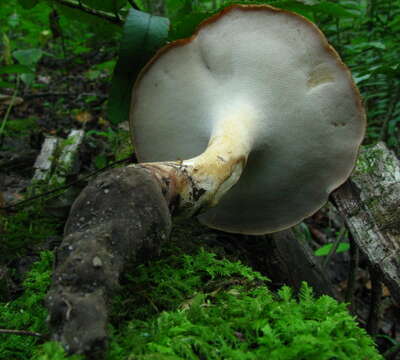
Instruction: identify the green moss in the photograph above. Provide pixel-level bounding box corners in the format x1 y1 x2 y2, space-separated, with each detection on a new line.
0 252 53 360
0 243 382 360
32 342 82 360
354 145 396 177
107 247 382 360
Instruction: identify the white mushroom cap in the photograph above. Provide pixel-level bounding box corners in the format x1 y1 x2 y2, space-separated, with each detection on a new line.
130 4 366 234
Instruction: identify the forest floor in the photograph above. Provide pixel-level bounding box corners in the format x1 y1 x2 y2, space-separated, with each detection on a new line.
1 48 399 358
1 0 400 357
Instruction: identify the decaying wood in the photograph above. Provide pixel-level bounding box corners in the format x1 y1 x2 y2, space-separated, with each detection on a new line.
332 142 400 304
55 129 84 176
238 229 337 297
32 137 60 182
32 129 84 184
46 166 171 358
273 229 338 297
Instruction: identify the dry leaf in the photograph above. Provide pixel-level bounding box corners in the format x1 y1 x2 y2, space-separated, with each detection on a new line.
75 111 93 123
0 94 24 106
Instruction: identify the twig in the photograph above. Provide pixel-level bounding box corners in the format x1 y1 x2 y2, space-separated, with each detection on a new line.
23 92 107 100
0 77 20 137
54 0 124 25
322 227 346 269
0 155 135 211
0 328 43 337
367 266 382 336
345 237 359 313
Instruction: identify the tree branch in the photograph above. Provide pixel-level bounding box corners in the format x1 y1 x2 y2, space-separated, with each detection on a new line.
0 329 43 337
54 0 124 26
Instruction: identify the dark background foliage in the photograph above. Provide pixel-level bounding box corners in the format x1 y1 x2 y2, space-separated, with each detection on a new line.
0 0 399 359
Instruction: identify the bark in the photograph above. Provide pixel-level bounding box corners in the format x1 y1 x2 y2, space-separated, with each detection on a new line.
46 166 171 358
234 230 337 297
332 142 400 303
32 129 84 184
268 230 338 297
32 137 60 182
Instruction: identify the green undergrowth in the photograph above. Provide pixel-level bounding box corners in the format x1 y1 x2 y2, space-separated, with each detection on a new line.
1 117 39 138
0 251 58 360
0 198 61 265
0 233 382 360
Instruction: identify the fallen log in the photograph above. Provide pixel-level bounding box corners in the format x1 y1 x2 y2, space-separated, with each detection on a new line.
46 166 171 358
332 142 400 304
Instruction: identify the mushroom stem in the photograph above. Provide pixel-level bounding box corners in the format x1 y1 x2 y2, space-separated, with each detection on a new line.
138 108 255 217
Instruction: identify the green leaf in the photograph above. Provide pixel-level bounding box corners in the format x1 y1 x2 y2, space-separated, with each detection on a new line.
94 155 108 169
0 64 34 74
0 81 16 89
107 9 169 125
166 0 193 20
13 49 43 66
169 12 211 41
272 1 315 20
312 2 355 18
20 73 36 86
368 41 386 50
133 0 151 11
314 242 350 257
81 0 127 13
17 0 39 9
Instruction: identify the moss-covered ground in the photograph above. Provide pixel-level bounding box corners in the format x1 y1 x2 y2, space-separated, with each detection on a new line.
0 221 383 360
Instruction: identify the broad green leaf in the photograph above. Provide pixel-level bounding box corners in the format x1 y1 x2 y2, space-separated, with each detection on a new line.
314 242 350 257
0 64 34 74
81 0 127 13
107 9 169 125
21 73 36 86
13 49 43 66
17 0 39 9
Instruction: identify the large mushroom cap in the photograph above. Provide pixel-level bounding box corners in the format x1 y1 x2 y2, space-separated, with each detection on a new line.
130 4 366 235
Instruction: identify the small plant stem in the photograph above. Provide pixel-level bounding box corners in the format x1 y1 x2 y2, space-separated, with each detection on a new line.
0 76 20 137
322 227 346 270
127 0 139 9
54 0 123 25
345 237 359 313
367 266 382 336
0 328 43 337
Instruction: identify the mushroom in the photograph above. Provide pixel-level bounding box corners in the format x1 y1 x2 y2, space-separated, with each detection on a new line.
129 4 365 235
